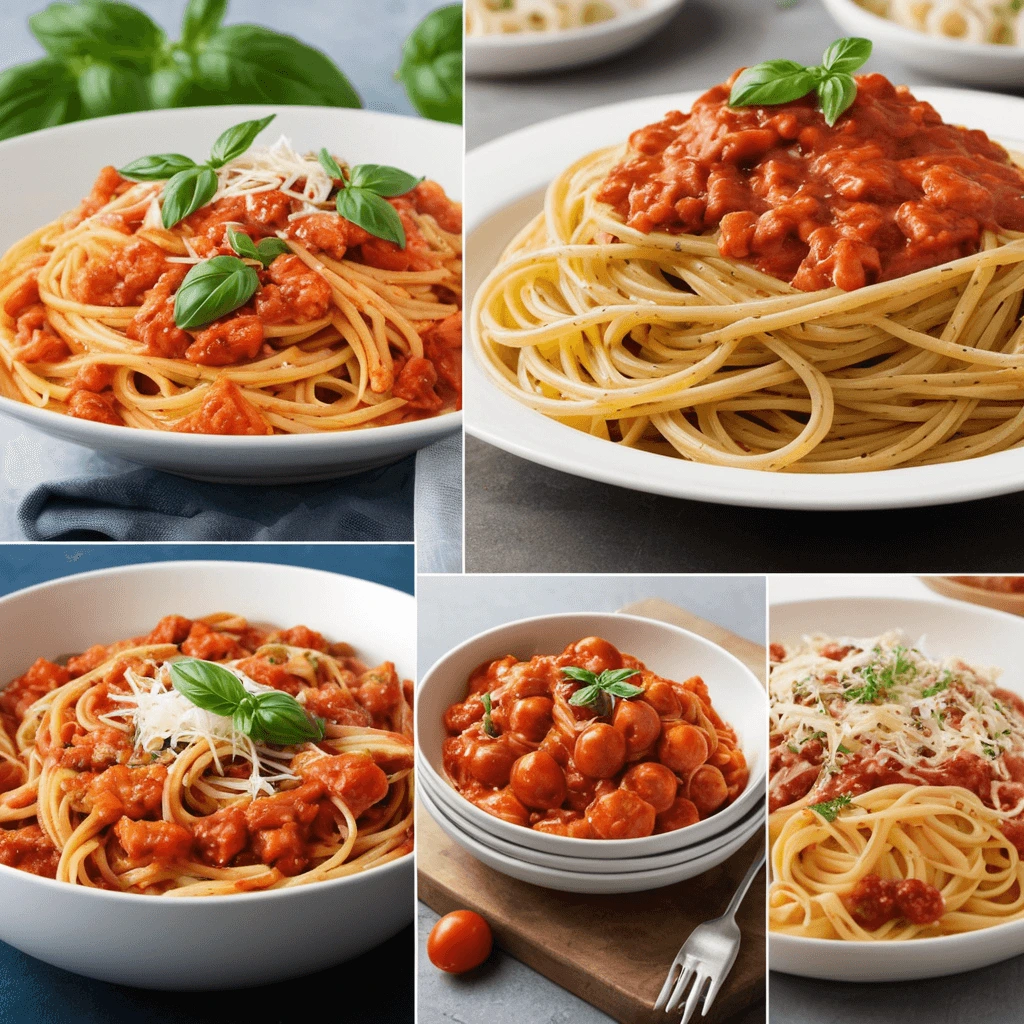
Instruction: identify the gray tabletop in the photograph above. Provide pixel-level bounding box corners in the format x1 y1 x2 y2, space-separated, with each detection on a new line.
464 0 1024 574
416 574 766 1024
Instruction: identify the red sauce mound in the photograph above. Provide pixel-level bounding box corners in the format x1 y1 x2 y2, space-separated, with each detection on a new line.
596 72 1024 291
846 874 945 930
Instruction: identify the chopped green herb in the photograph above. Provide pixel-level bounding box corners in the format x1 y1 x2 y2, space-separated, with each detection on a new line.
809 793 853 822
922 670 952 698
481 692 498 738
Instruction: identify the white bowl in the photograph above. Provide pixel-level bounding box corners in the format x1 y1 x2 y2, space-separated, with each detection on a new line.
415 611 766 859
770 594 1024 982
821 0 1024 87
0 560 415 989
0 105 462 484
466 0 686 77
419 763 765 872
419 782 765 893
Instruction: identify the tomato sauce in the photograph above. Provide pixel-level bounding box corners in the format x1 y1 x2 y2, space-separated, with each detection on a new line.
442 637 748 839
597 72 1024 291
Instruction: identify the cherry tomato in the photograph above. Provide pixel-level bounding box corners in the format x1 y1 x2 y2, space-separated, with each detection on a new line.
621 761 678 813
587 788 656 839
658 723 709 773
612 699 662 758
427 910 493 974
574 722 627 779
510 750 567 810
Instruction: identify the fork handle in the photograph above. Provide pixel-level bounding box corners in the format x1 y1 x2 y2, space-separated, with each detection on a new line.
722 844 766 921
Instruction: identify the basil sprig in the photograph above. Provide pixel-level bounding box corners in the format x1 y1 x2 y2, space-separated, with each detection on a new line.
173 255 259 329
808 793 853 823
728 37 873 127
318 151 423 249
227 227 291 269
170 657 325 746
120 114 275 228
563 666 643 715
396 4 462 126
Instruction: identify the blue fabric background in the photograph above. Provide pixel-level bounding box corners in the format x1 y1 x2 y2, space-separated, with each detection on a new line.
0 541 414 1021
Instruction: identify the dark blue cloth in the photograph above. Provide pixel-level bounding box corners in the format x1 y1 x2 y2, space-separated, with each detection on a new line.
16 459 415 542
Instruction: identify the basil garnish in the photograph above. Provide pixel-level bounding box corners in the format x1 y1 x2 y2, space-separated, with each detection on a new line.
119 114 276 228
728 37 872 127
173 255 259 329
227 227 291 269
563 666 644 713
808 793 853 823
481 692 498 738
334 163 421 249
318 148 344 179
170 657 325 747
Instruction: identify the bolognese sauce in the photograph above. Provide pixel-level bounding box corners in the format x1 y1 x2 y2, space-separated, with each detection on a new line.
442 637 749 839
597 72 1024 291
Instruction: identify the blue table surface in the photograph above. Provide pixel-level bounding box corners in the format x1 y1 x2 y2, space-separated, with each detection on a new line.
0 540 415 1020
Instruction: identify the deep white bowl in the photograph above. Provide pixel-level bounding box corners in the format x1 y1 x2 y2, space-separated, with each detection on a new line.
466 0 687 77
0 560 415 989
419 781 764 893
0 105 462 484
821 0 1024 87
770 595 1024 982
419 763 765 872
415 611 766 859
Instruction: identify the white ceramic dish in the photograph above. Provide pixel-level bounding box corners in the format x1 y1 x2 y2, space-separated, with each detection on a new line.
465 0 686 77
0 560 415 989
822 0 1024 87
419 764 764 872
419 780 764 893
770 594 1024 982
0 105 462 484
415 611 766 859
465 86 1024 510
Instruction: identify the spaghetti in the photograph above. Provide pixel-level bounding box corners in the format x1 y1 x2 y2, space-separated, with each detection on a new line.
466 0 634 35
769 632 1024 938
0 134 462 435
0 613 413 894
472 72 1024 472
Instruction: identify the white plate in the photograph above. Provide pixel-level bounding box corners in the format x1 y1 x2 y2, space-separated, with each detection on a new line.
415 610 767 859
0 560 415 988
419 779 764 893
465 87 1024 510
822 0 1024 87
770 594 1024 981
465 0 686 77
0 105 462 484
418 763 765 871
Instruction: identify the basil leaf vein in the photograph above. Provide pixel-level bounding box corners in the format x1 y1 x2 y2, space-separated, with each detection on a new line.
821 36 873 75
119 152 197 182
348 163 423 198
817 73 858 127
729 60 816 108
336 187 406 247
161 164 219 228
170 658 248 717
173 254 259 329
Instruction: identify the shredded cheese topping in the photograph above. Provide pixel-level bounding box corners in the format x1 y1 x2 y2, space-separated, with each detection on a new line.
98 662 297 799
771 632 1024 803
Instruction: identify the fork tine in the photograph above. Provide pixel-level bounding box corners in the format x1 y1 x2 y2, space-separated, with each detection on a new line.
653 960 681 1012
665 962 697 1014
678 970 709 1024
700 971 726 1016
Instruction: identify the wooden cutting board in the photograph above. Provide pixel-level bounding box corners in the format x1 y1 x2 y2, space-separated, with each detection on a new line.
417 599 766 1024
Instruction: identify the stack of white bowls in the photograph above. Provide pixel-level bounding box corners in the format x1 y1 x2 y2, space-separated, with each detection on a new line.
416 612 766 895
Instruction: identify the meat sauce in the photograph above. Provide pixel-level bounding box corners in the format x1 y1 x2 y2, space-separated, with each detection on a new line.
597 72 1024 292
0 616 411 885
442 637 749 839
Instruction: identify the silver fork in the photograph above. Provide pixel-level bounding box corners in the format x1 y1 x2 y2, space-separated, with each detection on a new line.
653 846 766 1022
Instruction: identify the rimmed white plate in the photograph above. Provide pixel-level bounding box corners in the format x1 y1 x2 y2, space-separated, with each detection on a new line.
0 105 462 484
770 594 1024 981
465 87 1024 509
465 0 686 78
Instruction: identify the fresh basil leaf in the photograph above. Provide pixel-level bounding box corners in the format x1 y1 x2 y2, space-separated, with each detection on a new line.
251 691 325 746
348 163 423 198
77 62 147 119
227 227 260 261
336 187 406 247
208 114 276 168
174 255 259 329
597 668 641 687
195 25 360 108
820 36 872 75
119 152 197 181
729 59 816 108
817 73 858 127
255 237 291 267
397 4 462 125
0 58 80 142
318 148 344 179
233 702 255 738
29 0 165 73
147 62 195 110
161 164 219 228
180 0 228 50
170 658 248 717
604 681 646 699
568 684 602 708
560 667 599 685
